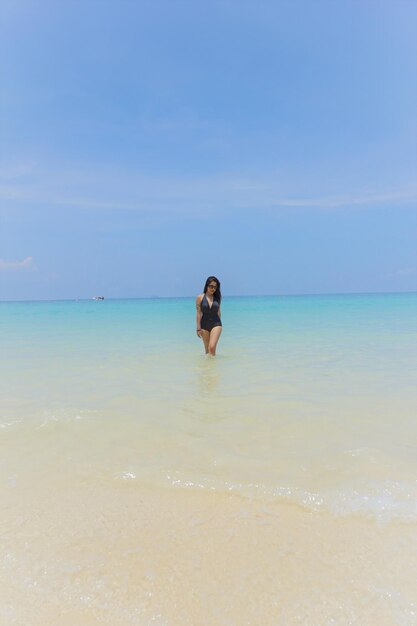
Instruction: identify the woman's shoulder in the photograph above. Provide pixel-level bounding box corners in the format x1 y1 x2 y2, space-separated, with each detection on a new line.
196 293 204 304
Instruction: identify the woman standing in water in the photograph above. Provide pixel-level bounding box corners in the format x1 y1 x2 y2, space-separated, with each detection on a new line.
196 276 222 356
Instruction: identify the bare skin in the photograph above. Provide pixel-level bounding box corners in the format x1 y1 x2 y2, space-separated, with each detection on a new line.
196 287 222 356
202 325 222 356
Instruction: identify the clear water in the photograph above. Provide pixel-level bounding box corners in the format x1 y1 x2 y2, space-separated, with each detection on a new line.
1 293 416 520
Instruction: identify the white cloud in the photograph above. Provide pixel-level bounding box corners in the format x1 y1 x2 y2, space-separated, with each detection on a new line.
0 257 37 271
0 159 416 216
268 189 417 209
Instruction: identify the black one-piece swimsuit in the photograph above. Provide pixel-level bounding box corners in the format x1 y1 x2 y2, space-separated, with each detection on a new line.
200 294 222 332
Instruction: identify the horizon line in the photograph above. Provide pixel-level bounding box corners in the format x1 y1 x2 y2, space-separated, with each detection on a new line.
1 289 416 304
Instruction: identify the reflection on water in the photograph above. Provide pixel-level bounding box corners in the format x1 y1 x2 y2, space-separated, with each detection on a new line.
195 355 220 397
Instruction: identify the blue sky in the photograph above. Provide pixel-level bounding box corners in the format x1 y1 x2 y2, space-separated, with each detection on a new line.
1 0 416 299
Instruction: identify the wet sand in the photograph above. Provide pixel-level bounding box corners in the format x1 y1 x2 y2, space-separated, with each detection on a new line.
1 480 416 626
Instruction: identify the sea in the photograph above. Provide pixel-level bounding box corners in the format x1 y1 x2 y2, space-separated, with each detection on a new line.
1 293 416 625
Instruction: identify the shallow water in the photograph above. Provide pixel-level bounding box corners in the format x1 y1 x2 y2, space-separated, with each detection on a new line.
1 294 416 623
2 294 416 519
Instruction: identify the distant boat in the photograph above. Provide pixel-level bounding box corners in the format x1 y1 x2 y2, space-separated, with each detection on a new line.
92 296 104 300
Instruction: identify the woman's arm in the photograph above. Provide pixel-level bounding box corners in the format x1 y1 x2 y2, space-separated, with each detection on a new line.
195 295 203 337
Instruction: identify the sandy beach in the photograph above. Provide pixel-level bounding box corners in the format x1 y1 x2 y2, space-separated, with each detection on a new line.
2 479 416 626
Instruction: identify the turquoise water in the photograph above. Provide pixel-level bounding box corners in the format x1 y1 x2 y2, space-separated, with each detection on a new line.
1 293 416 520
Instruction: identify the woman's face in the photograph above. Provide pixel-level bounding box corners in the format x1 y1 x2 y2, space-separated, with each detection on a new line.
207 281 217 293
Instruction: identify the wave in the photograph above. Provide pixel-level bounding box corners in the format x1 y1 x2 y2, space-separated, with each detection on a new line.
161 472 417 522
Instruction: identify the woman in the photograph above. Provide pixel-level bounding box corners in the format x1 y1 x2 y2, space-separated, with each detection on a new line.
196 276 222 356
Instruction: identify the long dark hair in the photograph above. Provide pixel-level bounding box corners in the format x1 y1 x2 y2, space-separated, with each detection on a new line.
203 276 221 303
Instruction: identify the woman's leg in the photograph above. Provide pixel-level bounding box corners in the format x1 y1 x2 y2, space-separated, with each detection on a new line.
201 329 210 354
208 326 222 356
